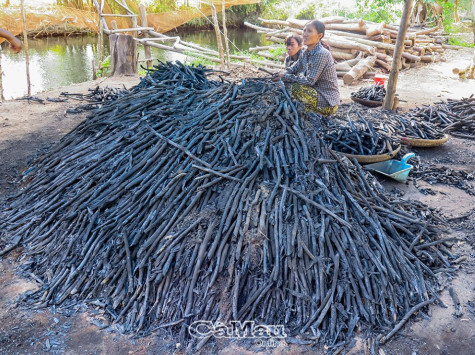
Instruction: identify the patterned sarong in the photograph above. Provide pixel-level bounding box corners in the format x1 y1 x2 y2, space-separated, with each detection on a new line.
291 84 338 116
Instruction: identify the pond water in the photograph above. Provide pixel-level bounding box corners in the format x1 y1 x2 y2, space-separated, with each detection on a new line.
0 29 270 99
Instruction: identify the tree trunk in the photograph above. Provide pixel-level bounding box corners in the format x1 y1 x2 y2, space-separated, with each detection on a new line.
222 0 230 68
97 0 104 64
376 59 392 71
324 22 367 33
0 49 4 101
332 50 358 61
455 0 459 22
20 0 31 97
472 0 475 45
109 34 137 76
325 35 376 54
366 22 385 37
139 3 152 68
343 56 376 84
383 0 414 110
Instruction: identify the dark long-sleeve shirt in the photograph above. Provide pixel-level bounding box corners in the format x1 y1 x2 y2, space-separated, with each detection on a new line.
284 49 302 68
282 42 340 107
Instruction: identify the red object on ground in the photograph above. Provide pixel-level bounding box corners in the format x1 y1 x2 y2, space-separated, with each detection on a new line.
374 74 387 86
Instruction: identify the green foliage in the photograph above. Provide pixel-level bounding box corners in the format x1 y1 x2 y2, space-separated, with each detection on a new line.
238 49 267 61
268 46 286 60
147 0 177 13
138 67 149 76
448 36 475 47
184 3 263 28
356 0 402 23
96 56 110 77
439 0 456 32
238 48 283 62
255 0 293 21
56 0 93 11
184 52 215 67
295 3 316 20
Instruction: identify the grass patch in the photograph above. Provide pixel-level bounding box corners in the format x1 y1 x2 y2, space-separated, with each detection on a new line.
448 37 475 48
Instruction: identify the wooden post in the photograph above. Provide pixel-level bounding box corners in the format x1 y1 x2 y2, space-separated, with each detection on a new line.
222 0 230 68
109 34 137 76
111 20 118 30
98 0 104 64
455 0 459 22
139 3 152 68
0 48 4 101
20 0 31 97
383 0 414 110
210 4 225 69
472 0 475 45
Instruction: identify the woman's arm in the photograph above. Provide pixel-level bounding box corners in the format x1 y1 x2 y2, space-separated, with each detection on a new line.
0 29 22 53
285 55 303 75
283 50 330 86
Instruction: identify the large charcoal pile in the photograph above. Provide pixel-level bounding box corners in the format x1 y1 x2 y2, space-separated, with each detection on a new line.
0 62 451 350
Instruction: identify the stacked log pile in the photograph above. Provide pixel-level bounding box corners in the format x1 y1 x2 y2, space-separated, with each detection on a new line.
1 63 452 351
246 16 460 84
135 32 286 70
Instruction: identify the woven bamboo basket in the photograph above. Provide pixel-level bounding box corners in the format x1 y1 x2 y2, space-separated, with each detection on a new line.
399 134 448 147
331 145 401 163
350 96 383 108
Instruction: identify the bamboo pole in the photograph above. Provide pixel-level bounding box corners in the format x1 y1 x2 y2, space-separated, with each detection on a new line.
20 0 31 97
210 4 225 69
258 18 289 27
0 48 4 101
101 14 138 17
472 0 475 45
222 0 230 68
139 3 152 68
383 0 414 110
137 40 245 68
98 0 104 64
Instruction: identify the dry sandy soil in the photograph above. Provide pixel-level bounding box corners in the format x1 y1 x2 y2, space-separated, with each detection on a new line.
0 47 474 354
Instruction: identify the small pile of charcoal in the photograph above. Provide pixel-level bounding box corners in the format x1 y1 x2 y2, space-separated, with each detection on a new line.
411 162 474 196
326 104 444 142
1 62 452 351
379 111 445 140
60 86 131 114
137 60 219 90
351 85 386 102
407 95 475 139
322 106 399 155
61 86 129 103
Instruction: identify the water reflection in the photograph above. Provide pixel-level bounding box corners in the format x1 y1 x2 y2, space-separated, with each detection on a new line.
1 36 98 99
0 29 268 99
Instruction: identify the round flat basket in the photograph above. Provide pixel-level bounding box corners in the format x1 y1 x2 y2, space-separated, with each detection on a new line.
350 95 383 107
331 145 401 163
399 134 448 147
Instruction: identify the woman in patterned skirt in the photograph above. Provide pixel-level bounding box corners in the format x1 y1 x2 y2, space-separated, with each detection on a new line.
276 20 340 116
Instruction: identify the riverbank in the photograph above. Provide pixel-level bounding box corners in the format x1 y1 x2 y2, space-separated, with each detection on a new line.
0 29 267 100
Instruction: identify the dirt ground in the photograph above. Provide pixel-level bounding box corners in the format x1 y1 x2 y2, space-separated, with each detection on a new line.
0 48 474 355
